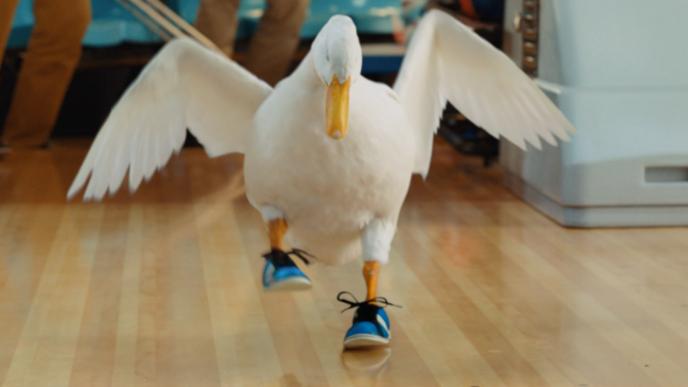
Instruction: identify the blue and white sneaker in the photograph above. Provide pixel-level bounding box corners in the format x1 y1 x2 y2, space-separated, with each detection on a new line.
262 249 312 291
337 291 401 350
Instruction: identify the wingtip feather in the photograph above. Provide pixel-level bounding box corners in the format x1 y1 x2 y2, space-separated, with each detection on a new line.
66 184 81 201
529 137 543 151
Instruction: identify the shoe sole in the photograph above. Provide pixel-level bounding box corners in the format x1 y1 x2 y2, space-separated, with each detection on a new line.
343 334 390 350
265 276 312 291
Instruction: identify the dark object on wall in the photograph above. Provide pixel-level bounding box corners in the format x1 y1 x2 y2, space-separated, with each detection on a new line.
437 0 505 23
514 0 540 77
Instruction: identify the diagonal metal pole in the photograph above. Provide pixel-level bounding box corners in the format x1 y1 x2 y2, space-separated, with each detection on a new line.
116 0 222 54
116 0 174 42
144 0 221 52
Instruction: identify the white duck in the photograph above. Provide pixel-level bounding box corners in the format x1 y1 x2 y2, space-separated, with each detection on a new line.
69 10 574 349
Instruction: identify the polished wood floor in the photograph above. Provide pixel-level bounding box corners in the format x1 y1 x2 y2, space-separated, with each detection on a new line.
0 139 687 387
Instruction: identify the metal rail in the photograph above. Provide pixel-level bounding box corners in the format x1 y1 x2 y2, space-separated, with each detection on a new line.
115 0 222 53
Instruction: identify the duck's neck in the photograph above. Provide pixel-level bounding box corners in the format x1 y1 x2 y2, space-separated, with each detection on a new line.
289 53 323 89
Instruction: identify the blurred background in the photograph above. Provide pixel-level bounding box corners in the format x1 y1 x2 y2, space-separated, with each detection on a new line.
0 0 503 161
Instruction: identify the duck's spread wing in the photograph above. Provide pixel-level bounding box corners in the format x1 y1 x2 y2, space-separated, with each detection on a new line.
68 38 271 200
394 10 575 177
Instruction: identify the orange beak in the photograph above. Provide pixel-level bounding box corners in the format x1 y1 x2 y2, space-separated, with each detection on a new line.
326 76 351 140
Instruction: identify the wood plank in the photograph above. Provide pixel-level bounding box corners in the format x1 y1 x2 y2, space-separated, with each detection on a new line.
0 139 686 386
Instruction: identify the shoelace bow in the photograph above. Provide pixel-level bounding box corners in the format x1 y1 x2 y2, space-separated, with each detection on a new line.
336 291 402 313
263 248 315 266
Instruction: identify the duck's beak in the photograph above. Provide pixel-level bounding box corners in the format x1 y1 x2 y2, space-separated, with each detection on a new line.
326 76 351 140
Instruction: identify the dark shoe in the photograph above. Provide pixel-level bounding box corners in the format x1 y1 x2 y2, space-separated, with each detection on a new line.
262 248 313 291
337 291 400 349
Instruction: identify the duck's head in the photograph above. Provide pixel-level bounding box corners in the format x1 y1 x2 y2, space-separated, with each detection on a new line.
311 15 362 140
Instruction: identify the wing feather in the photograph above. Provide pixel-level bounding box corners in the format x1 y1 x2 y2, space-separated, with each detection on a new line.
68 38 271 200
394 10 575 176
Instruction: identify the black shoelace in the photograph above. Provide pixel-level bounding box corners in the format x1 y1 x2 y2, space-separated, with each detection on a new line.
262 248 315 268
336 291 401 323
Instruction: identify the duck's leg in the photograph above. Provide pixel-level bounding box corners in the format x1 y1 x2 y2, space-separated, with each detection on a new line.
268 218 287 250
342 219 396 349
361 218 395 301
363 261 381 300
260 206 312 291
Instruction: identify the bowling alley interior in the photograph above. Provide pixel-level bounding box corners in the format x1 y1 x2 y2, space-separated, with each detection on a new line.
1 1 687 386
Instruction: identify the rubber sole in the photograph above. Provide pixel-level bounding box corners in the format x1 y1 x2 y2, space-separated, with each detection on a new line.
265 276 312 291
343 334 390 350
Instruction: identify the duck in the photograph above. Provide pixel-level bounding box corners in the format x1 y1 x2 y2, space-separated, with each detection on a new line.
68 9 574 349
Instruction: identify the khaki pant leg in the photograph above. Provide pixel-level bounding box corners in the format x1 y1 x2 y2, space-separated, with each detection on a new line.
195 0 240 56
0 0 20 66
244 0 308 86
2 0 91 147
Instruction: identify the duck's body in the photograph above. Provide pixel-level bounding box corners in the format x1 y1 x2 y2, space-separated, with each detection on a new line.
245 56 414 264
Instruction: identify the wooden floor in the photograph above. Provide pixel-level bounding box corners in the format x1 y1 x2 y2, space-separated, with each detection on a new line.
0 139 687 387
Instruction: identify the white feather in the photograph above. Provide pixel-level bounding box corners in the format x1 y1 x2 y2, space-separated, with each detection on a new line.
394 9 576 177
67 38 271 200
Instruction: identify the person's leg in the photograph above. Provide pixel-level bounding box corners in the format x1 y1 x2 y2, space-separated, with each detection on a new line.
244 0 308 85
194 0 240 56
0 0 20 66
2 0 90 148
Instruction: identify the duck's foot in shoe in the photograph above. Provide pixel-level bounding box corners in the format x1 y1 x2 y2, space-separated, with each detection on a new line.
337 291 400 350
262 248 313 291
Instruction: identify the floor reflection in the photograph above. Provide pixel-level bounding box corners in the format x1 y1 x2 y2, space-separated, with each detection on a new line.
341 347 392 374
